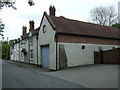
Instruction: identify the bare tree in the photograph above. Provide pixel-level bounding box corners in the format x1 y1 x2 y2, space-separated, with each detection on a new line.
89 6 117 26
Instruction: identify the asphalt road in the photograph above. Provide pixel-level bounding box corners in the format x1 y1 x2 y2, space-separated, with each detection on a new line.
2 60 85 88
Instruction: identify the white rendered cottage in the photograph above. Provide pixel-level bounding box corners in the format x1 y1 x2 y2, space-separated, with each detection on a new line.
20 26 29 63
20 21 39 64
10 39 20 61
38 6 120 70
11 21 39 64
28 21 39 65
10 6 120 70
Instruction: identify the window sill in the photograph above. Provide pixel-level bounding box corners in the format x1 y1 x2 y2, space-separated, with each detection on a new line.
30 59 33 61
30 43 33 45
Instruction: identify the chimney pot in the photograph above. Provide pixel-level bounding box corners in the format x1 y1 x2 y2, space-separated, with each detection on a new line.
29 20 34 31
22 26 27 35
49 5 56 16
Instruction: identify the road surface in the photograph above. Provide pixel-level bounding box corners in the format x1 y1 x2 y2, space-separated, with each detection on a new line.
2 60 85 88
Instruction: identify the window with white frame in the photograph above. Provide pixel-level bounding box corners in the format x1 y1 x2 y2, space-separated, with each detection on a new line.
30 37 33 44
30 49 33 59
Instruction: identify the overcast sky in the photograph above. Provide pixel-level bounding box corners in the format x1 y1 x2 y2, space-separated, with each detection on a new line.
0 0 119 40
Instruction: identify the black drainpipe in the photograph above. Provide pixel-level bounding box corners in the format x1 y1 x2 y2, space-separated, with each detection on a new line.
55 33 58 71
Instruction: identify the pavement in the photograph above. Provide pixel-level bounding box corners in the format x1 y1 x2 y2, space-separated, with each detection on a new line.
45 64 119 88
3 60 119 88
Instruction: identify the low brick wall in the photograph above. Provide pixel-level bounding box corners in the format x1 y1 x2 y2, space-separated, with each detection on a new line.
94 48 120 64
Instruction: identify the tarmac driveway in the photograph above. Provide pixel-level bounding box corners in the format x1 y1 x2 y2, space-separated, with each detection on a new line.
45 64 119 88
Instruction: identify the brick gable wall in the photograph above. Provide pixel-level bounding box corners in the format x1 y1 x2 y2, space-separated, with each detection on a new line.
56 34 120 45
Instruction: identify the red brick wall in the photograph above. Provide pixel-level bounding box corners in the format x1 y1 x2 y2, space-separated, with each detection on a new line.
94 48 120 64
103 48 120 64
56 34 120 45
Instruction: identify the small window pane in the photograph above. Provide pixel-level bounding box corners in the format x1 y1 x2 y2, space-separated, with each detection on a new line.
30 49 33 58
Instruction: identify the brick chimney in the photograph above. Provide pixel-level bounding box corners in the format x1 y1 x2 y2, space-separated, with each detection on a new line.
49 5 56 16
29 20 34 31
22 26 27 35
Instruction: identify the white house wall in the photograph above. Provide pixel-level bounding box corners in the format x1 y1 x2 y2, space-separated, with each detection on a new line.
17 42 20 61
11 49 14 60
30 36 38 64
14 44 17 61
11 42 20 61
10 46 14 60
58 42 119 67
10 52 13 60
20 39 29 62
20 40 24 62
25 39 29 63
38 15 56 70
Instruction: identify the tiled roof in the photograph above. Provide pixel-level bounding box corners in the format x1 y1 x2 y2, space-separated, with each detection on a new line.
21 33 29 40
49 15 119 39
21 27 39 40
31 27 39 36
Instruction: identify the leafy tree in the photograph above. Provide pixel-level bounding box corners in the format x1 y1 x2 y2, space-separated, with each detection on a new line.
2 41 10 60
1 39 15 60
89 6 117 26
112 23 120 28
9 39 14 46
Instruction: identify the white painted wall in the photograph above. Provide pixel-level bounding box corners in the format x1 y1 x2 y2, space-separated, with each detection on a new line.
58 43 119 67
24 39 29 63
20 40 24 62
20 39 29 62
14 44 17 61
11 42 20 61
17 42 20 61
10 46 14 60
29 35 38 64
38 15 56 70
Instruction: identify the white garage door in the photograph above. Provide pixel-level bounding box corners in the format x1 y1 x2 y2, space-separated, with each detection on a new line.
41 46 50 69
